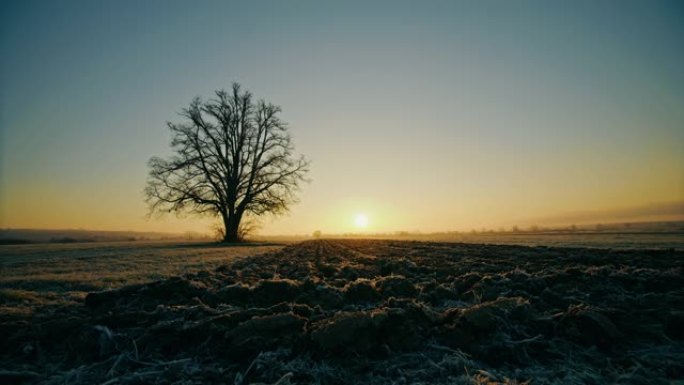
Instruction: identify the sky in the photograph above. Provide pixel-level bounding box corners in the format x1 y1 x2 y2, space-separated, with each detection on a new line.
1 0 683 235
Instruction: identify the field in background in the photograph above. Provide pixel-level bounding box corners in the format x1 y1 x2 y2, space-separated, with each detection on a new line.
365 231 684 249
261 221 684 249
0 241 282 316
4 221 683 250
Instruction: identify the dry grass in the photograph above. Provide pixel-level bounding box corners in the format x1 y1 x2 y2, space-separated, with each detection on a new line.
0 241 282 314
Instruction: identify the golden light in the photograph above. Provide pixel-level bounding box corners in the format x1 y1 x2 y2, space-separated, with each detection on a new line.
354 213 369 228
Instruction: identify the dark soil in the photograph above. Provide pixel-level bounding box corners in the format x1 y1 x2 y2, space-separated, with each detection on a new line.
1 239 683 384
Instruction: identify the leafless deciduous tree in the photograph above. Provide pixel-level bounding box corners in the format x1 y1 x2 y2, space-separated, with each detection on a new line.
145 83 309 242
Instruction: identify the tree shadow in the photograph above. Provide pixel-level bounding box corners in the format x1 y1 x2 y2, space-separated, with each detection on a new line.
155 241 284 250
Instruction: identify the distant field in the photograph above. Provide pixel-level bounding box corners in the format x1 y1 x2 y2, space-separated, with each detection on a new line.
258 221 684 249
0 241 282 315
401 231 684 249
262 231 684 250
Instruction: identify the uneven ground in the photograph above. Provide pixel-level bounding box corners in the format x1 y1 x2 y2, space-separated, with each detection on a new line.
1 239 683 384
0 241 281 317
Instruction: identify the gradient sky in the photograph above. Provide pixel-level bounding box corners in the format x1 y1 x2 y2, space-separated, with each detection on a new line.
1 0 683 235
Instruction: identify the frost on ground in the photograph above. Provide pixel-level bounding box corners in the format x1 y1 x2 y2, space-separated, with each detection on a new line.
1 240 683 384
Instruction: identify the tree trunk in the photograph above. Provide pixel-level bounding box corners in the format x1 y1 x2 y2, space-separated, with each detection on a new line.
222 212 241 243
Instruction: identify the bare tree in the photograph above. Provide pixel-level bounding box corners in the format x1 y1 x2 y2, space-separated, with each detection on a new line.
145 83 309 242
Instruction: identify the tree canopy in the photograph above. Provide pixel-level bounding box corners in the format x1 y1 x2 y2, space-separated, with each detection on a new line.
145 83 309 242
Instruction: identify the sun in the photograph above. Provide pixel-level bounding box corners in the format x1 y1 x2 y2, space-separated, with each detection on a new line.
354 213 369 228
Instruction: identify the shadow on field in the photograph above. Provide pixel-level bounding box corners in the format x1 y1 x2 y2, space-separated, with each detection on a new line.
155 241 285 250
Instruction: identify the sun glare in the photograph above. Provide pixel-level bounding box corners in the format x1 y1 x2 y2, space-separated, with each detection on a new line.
354 213 369 228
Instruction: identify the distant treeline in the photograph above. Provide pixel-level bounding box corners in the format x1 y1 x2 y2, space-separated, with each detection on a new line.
256 220 684 243
0 238 34 245
0 229 211 245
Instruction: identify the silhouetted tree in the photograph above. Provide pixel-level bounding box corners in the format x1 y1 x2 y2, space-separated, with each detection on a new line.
145 83 309 242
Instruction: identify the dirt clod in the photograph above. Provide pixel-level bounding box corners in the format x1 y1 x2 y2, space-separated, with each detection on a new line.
343 279 380 303
374 275 417 298
310 310 387 350
250 279 302 305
